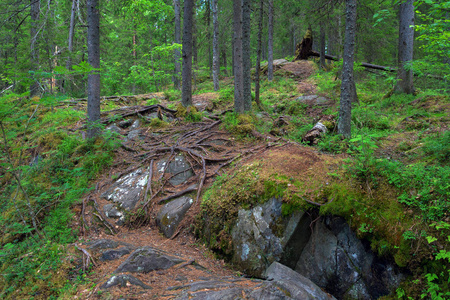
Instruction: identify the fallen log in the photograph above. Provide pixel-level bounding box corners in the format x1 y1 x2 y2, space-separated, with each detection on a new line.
302 115 336 145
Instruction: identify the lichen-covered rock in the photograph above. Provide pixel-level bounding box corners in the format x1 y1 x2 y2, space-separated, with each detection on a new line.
156 196 193 238
101 168 149 210
230 198 310 278
103 204 124 225
100 274 151 290
115 246 183 273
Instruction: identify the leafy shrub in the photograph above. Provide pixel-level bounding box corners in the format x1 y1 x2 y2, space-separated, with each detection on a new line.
422 131 450 164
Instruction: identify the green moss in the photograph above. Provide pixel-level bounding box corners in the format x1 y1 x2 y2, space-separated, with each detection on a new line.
149 118 169 128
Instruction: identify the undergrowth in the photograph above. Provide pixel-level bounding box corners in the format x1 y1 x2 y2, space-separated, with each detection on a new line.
0 93 120 298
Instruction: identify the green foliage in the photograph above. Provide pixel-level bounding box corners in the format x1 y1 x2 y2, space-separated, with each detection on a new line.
419 222 450 299
376 160 449 221
422 131 450 164
0 95 119 298
222 112 255 137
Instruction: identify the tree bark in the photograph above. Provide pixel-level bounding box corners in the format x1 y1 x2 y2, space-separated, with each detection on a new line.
87 0 101 139
173 0 181 90
320 22 326 69
294 26 313 61
233 0 244 113
242 0 251 111
182 0 194 107
338 0 357 139
254 0 264 110
394 0 415 94
30 0 40 97
212 0 220 91
206 0 212 76
267 0 274 81
66 0 77 71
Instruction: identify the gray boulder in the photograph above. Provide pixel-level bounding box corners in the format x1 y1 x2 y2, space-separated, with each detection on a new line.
230 198 310 277
105 124 123 135
87 239 119 250
101 247 131 261
157 154 194 186
115 246 183 273
103 204 124 225
100 274 151 290
156 196 193 238
264 262 336 300
127 129 142 140
296 95 329 106
101 167 149 210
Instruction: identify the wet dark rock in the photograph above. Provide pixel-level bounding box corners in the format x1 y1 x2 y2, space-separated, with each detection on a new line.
115 246 184 273
295 216 404 299
101 247 130 261
156 196 193 238
100 274 151 290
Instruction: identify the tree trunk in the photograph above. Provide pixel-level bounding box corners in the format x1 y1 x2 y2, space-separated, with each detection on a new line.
212 0 220 91
267 0 274 81
182 0 194 107
173 0 181 90
294 26 313 61
66 0 76 71
338 0 357 139
320 22 326 69
65 0 77 94
233 0 244 113
242 0 251 111
394 0 415 94
222 47 228 76
254 0 263 110
30 0 40 97
206 0 212 77
192 2 198 69
87 0 101 139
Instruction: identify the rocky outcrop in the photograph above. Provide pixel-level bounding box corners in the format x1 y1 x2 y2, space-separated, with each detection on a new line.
228 199 404 299
156 196 193 238
157 154 194 186
231 198 311 278
172 263 335 300
115 246 184 273
100 274 152 290
295 216 404 299
101 168 149 210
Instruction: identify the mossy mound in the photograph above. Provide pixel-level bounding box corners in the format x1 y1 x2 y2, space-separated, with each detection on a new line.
196 143 420 271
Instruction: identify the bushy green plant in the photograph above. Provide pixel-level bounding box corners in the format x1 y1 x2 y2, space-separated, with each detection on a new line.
422 131 450 164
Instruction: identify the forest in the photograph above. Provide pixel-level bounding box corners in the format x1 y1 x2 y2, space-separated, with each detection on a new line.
0 0 449 299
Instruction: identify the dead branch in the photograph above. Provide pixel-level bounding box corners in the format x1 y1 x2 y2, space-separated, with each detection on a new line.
75 245 97 272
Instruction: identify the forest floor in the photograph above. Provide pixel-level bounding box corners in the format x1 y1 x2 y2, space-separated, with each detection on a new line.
69 60 338 299
1 59 448 299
